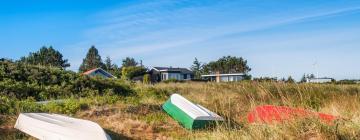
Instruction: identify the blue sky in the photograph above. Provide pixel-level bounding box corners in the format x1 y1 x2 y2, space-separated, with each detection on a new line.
1 0 360 80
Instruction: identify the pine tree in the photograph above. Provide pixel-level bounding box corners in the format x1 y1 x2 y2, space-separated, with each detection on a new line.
104 56 113 71
300 74 307 83
286 76 295 83
79 46 105 72
122 57 138 67
190 58 202 79
20 46 70 69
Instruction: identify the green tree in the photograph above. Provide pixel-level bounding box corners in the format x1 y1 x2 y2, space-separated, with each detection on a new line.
104 56 112 71
202 56 251 75
122 57 138 67
190 58 202 79
286 76 295 83
20 46 70 69
79 46 105 72
121 66 147 80
300 74 307 83
104 56 121 77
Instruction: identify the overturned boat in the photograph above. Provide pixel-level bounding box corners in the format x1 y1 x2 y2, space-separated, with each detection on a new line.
247 105 337 124
14 113 111 140
163 94 224 130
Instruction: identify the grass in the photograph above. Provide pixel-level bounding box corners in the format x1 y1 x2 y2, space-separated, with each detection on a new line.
1 82 360 139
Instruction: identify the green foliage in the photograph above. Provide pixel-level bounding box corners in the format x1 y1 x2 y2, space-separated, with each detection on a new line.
0 96 16 114
121 66 147 80
19 46 70 69
15 97 43 113
0 95 121 115
202 56 251 74
0 60 132 100
300 74 307 83
191 57 202 79
141 112 167 124
79 46 105 72
104 56 121 77
286 76 295 83
143 74 150 84
122 57 138 67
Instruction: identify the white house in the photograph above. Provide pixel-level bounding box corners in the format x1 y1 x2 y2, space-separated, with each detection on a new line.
201 73 246 82
306 77 334 83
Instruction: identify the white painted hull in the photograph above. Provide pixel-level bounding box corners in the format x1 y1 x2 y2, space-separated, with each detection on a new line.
14 113 111 140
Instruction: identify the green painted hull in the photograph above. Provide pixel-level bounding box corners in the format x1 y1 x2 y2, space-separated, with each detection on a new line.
162 99 218 130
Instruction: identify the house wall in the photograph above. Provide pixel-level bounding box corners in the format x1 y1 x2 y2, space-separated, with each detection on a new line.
307 79 332 83
159 72 192 81
202 75 244 82
219 75 243 82
149 68 194 82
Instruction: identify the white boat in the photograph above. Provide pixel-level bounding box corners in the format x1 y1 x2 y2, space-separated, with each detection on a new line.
14 113 111 140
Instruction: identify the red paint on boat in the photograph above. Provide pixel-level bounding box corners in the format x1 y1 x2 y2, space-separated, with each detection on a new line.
247 105 337 124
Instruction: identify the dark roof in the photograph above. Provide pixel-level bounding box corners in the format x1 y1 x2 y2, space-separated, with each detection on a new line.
152 67 193 74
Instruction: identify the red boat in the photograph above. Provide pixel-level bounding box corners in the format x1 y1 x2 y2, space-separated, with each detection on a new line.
247 105 337 124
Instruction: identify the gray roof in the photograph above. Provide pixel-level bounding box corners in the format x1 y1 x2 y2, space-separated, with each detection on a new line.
152 67 193 74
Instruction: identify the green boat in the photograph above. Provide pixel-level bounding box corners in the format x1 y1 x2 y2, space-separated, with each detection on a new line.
162 94 224 130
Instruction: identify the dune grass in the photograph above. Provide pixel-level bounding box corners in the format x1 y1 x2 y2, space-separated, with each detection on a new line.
1 82 360 139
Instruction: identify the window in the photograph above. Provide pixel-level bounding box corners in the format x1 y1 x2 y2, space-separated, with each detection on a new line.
229 76 234 81
220 76 228 82
162 73 167 80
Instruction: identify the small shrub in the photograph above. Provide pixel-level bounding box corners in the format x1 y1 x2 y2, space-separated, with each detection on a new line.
15 97 43 113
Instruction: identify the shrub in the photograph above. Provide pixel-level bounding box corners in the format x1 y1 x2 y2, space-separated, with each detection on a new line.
121 66 147 80
0 61 133 100
143 74 150 84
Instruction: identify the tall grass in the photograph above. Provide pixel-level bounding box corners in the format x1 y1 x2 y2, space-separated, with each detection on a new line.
2 82 360 139
137 82 360 139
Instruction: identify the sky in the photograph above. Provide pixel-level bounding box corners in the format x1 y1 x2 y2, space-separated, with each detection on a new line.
0 0 360 80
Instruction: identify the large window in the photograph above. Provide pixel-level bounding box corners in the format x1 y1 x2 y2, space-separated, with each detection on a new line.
220 76 228 82
169 73 181 80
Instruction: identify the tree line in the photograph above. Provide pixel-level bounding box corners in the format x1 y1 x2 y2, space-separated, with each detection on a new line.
14 45 253 81
190 56 252 80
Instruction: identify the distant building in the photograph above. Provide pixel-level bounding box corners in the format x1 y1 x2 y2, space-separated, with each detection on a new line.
82 68 116 79
306 77 334 83
148 67 193 82
201 73 246 82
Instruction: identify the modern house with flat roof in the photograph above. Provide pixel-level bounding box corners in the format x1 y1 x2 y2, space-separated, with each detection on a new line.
148 67 193 82
201 73 246 82
82 68 116 79
306 77 334 83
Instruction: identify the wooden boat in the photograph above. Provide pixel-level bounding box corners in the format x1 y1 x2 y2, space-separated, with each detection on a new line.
14 113 111 140
247 105 337 124
162 94 223 130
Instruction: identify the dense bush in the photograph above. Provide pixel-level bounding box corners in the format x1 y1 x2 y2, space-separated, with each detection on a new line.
121 66 147 80
0 60 132 100
0 94 121 115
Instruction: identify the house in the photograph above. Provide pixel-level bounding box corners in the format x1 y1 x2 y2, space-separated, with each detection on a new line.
306 77 334 83
201 73 246 82
148 67 193 82
82 68 116 79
